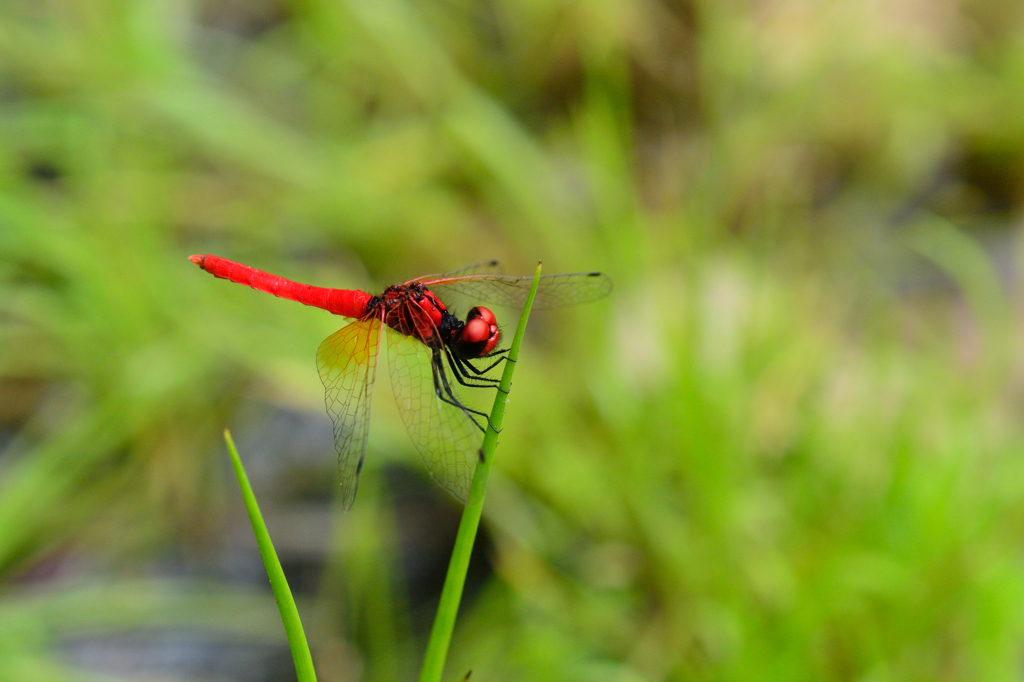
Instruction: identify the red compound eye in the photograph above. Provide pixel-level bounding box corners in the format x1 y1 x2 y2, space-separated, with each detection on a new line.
456 307 500 357
468 306 497 326
479 333 500 356
461 317 491 344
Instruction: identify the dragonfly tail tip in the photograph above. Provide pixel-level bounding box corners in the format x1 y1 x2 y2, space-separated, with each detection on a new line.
188 254 205 267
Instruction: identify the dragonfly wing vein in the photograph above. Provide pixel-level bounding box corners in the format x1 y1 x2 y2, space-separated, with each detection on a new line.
316 316 383 511
385 324 479 503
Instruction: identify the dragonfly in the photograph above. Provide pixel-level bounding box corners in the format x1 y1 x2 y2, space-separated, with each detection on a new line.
189 254 612 510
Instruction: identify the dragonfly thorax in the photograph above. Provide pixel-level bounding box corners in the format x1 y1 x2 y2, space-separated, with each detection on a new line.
371 283 500 358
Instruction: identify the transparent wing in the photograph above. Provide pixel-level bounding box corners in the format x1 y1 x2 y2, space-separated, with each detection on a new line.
421 271 613 311
439 260 503 278
409 260 503 283
385 325 481 503
316 316 383 511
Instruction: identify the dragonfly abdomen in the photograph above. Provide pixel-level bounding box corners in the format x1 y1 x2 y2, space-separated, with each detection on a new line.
189 254 371 318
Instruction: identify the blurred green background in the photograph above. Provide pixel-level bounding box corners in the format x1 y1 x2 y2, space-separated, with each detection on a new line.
4 0 1024 680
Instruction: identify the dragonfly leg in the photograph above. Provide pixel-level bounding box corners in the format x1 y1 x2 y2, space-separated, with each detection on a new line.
430 348 491 432
462 351 507 376
438 349 503 434
451 359 500 387
444 348 502 389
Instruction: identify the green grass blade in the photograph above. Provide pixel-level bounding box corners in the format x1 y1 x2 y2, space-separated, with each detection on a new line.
419 261 544 682
224 430 317 682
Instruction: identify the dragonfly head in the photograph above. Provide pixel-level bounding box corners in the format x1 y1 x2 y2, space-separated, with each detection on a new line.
454 306 500 358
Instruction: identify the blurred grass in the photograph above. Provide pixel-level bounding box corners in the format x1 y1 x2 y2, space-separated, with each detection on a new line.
226 429 316 681
3 0 1024 680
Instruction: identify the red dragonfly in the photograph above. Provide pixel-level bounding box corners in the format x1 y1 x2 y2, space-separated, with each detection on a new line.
189 254 612 509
